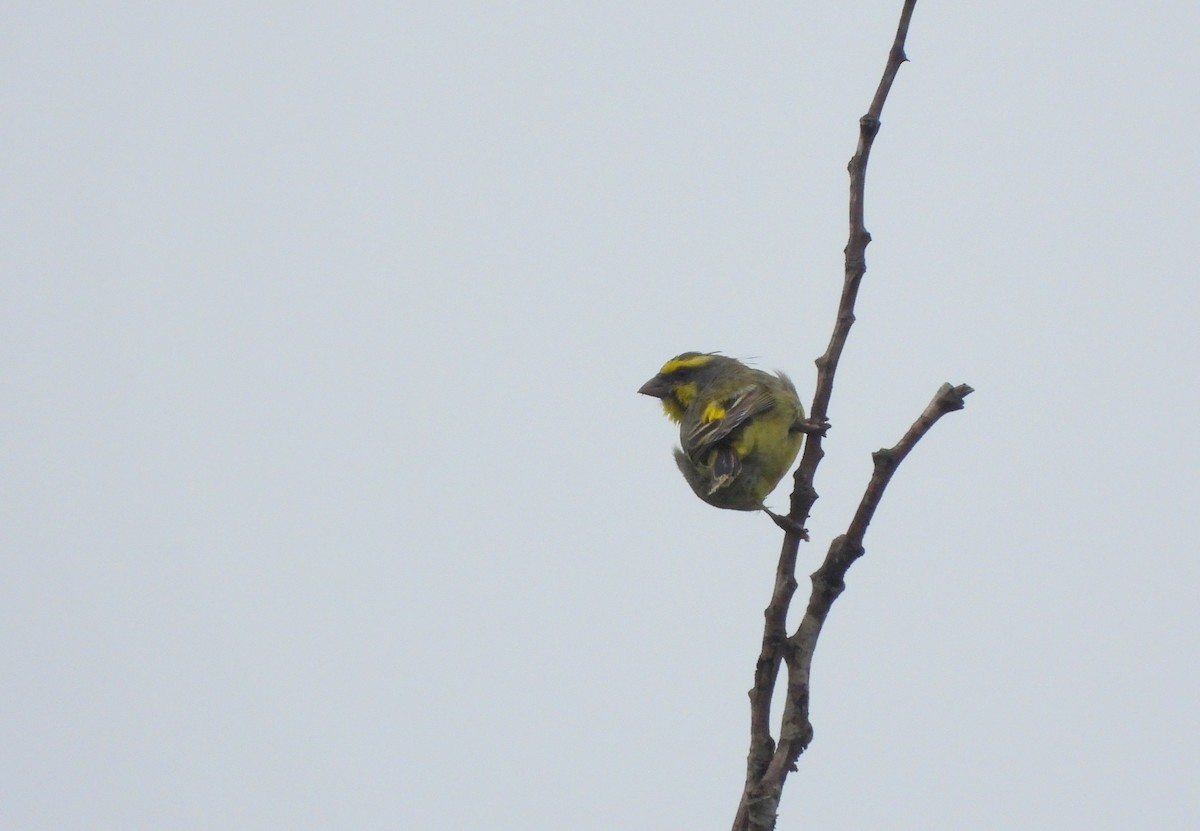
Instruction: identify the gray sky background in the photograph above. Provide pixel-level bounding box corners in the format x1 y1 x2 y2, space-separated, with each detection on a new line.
4 3 1198 829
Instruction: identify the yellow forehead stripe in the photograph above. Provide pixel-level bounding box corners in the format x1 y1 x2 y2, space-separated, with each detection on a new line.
659 353 713 375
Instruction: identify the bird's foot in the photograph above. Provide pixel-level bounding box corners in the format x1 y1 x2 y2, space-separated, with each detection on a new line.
765 509 809 540
792 417 830 438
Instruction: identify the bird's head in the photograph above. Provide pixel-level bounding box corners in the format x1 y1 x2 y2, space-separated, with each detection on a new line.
638 352 727 423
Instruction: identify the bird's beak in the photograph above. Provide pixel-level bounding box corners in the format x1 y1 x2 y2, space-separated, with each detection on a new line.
638 375 669 398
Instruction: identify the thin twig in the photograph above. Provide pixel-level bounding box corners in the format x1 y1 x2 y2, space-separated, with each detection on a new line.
846 383 973 543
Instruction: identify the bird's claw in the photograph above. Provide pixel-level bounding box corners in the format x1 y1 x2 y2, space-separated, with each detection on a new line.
793 417 830 438
766 509 809 539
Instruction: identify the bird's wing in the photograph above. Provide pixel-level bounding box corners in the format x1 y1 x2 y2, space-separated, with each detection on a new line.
681 382 776 459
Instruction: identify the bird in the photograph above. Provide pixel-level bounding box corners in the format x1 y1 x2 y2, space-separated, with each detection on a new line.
639 352 807 531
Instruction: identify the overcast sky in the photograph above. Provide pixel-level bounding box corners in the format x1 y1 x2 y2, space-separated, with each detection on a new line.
3 2 1198 829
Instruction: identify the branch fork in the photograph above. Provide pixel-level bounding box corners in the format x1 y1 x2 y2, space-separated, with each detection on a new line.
731 3 973 829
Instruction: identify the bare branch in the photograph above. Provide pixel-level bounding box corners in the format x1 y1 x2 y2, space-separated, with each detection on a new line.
733 2 926 829
792 0 918 529
847 383 974 543
736 381 970 829
756 383 973 816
